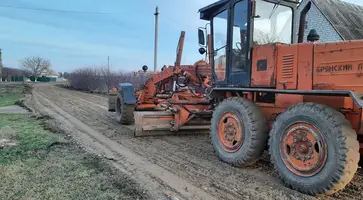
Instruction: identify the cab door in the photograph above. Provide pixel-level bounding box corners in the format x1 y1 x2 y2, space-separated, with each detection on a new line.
212 8 229 85
227 0 250 86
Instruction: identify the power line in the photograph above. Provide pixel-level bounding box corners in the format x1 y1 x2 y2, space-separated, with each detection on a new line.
0 3 203 49
0 4 115 15
0 3 200 32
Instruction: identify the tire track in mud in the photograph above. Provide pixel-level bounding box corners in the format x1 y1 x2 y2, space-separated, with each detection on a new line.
32 89 216 200
52 86 278 173
38 88 294 199
33 84 363 200
57 86 363 199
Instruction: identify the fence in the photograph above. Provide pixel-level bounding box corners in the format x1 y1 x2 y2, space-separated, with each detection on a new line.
29 76 57 82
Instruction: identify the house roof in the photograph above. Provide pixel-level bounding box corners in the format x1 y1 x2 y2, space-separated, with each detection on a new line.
311 0 363 40
199 0 299 20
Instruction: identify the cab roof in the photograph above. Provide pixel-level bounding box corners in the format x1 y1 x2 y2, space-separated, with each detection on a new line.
199 0 299 20
199 0 229 20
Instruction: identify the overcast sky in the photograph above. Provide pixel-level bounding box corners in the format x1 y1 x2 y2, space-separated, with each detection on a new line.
0 0 362 73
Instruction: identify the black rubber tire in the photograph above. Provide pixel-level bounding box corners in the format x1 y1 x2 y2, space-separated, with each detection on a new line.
115 93 134 125
211 97 268 167
269 103 360 196
108 99 116 112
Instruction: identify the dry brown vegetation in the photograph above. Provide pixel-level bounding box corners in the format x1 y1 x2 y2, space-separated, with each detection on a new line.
65 67 149 93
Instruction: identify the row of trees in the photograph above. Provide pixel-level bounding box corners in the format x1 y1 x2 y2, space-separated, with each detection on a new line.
66 67 149 93
1 67 31 77
4 55 146 93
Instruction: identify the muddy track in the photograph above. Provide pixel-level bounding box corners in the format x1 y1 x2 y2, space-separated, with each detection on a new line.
31 84 363 200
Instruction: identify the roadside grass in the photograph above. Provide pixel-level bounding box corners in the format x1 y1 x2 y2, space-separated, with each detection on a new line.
0 114 147 200
0 85 25 107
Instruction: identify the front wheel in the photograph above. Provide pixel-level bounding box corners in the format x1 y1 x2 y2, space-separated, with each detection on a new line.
269 103 360 195
115 93 135 125
211 97 268 167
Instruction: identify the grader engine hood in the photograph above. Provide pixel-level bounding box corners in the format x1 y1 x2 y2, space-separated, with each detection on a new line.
313 40 363 92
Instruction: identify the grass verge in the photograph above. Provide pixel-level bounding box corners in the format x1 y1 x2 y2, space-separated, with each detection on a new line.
0 114 147 200
0 85 25 107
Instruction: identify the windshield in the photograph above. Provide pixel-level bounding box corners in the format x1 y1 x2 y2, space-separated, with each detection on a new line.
253 0 293 45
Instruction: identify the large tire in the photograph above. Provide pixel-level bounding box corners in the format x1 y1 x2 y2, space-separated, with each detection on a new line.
211 97 268 167
115 93 134 125
269 103 359 196
108 96 116 112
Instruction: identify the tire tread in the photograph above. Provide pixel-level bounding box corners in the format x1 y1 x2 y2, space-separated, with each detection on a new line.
211 97 268 167
116 92 135 125
269 103 359 196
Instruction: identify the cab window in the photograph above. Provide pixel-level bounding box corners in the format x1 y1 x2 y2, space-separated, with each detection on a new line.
231 0 248 72
253 0 293 45
213 10 228 81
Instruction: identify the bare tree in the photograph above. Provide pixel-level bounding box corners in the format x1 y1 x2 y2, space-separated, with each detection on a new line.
21 56 52 78
67 66 149 93
253 30 282 45
99 66 115 91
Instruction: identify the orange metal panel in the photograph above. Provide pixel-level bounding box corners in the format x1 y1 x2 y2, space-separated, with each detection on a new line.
276 44 298 90
303 96 347 109
344 111 361 134
137 104 156 110
344 97 355 110
297 43 314 90
275 94 303 108
251 44 277 88
259 106 285 130
313 40 363 92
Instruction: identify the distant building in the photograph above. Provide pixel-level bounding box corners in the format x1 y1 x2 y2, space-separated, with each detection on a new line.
40 68 59 78
296 0 363 43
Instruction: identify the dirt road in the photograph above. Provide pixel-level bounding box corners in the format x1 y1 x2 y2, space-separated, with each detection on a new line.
28 84 363 200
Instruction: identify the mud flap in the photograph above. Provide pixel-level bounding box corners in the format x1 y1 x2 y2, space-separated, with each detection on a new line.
134 111 210 137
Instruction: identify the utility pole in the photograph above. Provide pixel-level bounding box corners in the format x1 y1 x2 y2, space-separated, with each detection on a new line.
107 56 110 72
0 49 2 82
154 6 159 72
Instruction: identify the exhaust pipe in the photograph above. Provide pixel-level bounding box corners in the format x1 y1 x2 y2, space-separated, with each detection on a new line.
298 2 312 43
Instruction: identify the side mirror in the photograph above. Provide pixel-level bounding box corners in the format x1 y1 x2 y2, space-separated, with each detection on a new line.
198 28 205 46
199 47 206 55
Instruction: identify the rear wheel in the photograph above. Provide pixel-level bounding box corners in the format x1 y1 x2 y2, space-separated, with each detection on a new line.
211 97 268 167
116 93 135 125
269 103 359 195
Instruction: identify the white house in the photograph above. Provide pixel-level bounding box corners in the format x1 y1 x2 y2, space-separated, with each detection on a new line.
40 68 59 78
296 0 363 43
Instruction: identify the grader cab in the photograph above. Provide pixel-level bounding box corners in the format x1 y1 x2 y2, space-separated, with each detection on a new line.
110 0 363 196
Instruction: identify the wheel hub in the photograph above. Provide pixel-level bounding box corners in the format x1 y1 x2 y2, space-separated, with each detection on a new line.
224 122 237 142
291 132 314 162
218 113 244 153
280 123 327 177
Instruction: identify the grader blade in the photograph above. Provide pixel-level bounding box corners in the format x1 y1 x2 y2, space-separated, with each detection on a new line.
134 111 210 137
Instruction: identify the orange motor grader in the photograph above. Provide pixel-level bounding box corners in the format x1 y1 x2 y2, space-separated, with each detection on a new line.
109 0 363 196
197 0 363 196
108 31 214 136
